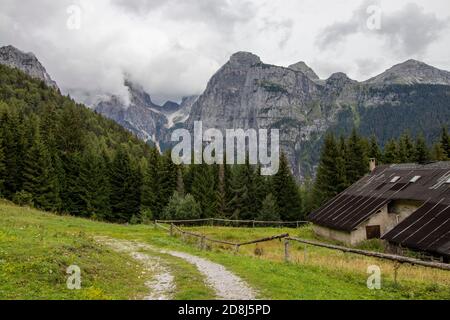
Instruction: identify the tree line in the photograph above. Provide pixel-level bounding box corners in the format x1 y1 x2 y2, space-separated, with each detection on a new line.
1 64 449 223
0 64 302 223
306 127 450 213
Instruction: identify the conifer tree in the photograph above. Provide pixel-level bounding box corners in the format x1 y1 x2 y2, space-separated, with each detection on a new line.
383 139 398 164
109 147 138 222
257 193 280 221
431 143 447 161
440 127 450 159
0 128 5 195
1 106 26 197
141 148 160 216
272 153 302 221
313 133 345 207
368 135 382 163
397 132 415 163
78 146 111 218
157 150 178 217
414 133 430 163
345 128 368 184
22 123 60 211
191 163 217 218
214 164 228 217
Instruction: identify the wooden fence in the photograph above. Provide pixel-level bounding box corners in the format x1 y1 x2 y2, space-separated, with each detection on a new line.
154 222 450 271
155 218 308 228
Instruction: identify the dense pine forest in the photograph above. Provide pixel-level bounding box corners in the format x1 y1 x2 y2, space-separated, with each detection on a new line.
0 64 449 223
0 65 301 223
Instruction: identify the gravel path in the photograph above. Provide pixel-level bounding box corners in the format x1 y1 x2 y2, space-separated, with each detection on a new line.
95 237 256 300
161 249 256 300
95 237 175 300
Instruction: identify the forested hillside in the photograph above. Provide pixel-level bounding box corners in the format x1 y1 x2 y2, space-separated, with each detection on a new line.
0 65 301 222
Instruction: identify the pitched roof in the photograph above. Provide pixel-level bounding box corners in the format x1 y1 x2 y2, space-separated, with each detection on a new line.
308 162 450 257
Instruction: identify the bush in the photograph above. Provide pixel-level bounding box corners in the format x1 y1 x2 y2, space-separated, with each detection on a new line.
12 191 33 207
162 192 201 220
140 208 153 224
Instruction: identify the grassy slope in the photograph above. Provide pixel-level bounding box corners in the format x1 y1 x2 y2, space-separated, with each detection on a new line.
1 201 449 300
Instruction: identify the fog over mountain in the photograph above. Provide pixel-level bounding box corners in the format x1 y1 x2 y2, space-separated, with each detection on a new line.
3 44 449 181
0 0 449 104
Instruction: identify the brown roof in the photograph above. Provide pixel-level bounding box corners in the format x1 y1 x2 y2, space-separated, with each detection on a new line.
308 162 450 257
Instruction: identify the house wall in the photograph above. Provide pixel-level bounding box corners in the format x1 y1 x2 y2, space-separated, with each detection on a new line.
313 200 421 245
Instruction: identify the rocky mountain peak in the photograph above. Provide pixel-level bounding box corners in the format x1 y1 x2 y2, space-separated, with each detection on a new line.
228 51 261 68
288 61 319 80
0 45 59 90
365 59 450 85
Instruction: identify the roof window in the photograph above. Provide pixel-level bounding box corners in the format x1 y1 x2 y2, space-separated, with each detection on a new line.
390 176 401 183
410 176 421 183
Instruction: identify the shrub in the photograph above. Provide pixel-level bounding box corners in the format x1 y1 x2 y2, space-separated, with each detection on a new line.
162 192 201 220
12 191 33 207
140 208 153 224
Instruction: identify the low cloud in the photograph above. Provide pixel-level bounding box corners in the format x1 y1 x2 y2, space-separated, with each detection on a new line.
316 1 449 56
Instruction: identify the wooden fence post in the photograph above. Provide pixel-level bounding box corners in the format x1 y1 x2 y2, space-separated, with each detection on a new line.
284 239 290 263
252 220 255 228
234 244 240 254
200 236 206 250
170 224 174 237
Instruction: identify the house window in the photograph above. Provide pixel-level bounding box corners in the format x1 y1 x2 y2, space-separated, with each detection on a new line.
366 225 381 239
387 201 398 214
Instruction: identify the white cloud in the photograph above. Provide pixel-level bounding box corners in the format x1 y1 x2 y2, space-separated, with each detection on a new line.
0 0 449 104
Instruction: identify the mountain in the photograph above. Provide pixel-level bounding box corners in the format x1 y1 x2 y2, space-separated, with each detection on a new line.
94 80 196 150
186 52 450 180
0 45 59 90
365 59 450 85
288 61 320 81
1 45 448 181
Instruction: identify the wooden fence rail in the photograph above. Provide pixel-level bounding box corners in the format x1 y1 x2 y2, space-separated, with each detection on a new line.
285 236 450 271
155 218 309 228
153 223 450 271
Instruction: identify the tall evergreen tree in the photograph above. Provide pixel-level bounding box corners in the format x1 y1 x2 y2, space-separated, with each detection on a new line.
0 106 26 197
272 153 302 221
440 127 450 159
109 147 139 222
313 133 345 207
22 122 60 211
431 143 447 161
157 150 178 217
368 135 382 163
397 132 415 163
78 146 111 218
141 147 160 216
257 193 280 221
345 128 368 184
383 139 398 164
414 133 430 163
191 163 217 218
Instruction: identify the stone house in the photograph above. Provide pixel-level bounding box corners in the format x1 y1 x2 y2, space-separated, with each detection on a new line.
308 161 450 260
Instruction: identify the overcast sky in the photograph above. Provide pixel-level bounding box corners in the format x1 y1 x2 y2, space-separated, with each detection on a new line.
1 0 449 104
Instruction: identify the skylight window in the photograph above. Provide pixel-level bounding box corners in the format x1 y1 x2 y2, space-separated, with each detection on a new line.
446 177 450 184
390 176 401 183
410 176 421 183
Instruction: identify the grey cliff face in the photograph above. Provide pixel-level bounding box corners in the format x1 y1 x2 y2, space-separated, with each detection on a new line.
0 45 59 90
187 52 330 178
288 61 320 81
1 45 448 181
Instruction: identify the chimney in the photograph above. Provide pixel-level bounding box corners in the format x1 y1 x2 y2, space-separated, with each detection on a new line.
369 158 376 172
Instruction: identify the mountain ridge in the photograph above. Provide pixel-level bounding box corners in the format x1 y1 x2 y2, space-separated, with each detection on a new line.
1 45 449 180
